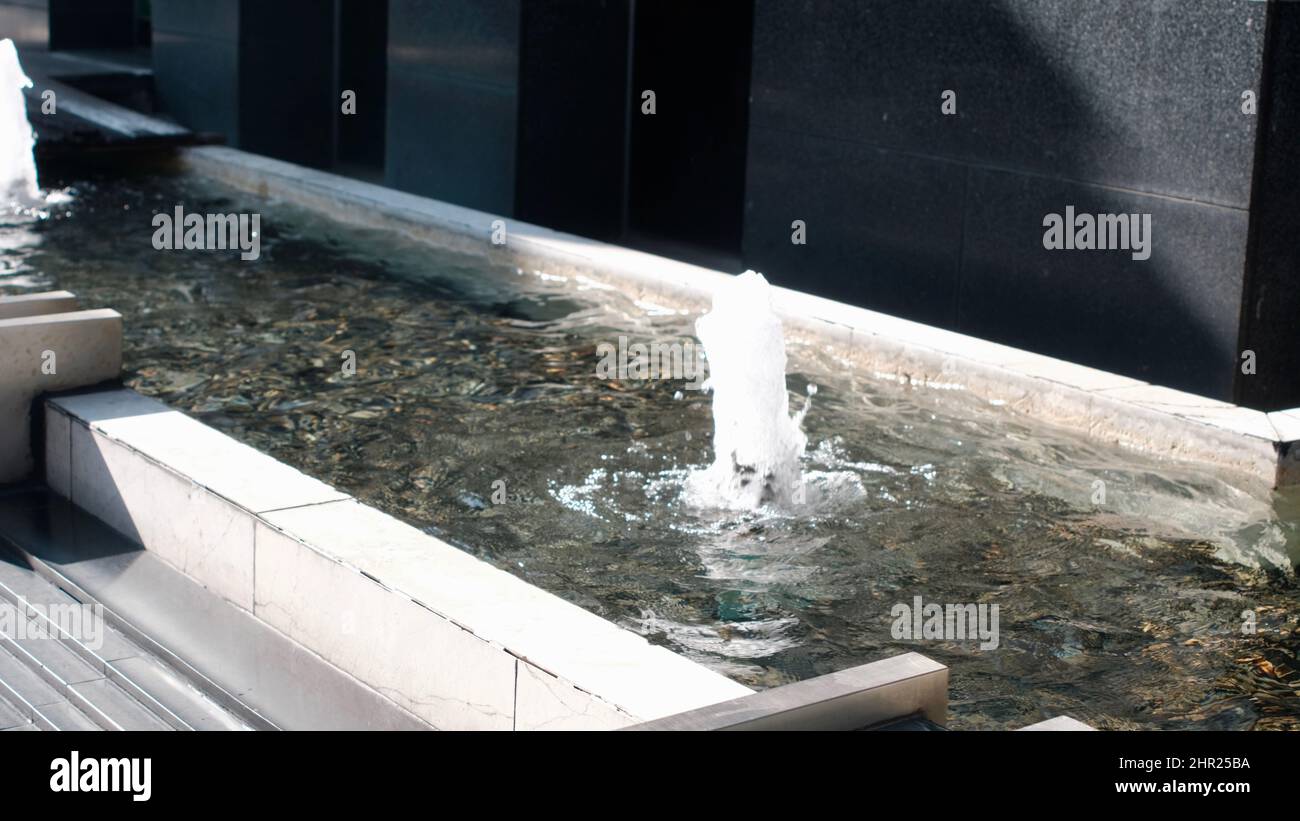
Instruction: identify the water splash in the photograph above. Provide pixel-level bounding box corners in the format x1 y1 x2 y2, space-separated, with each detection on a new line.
690 270 813 509
0 39 41 209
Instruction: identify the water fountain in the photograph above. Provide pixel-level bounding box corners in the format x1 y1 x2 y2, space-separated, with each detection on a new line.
0 38 41 208
691 270 814 509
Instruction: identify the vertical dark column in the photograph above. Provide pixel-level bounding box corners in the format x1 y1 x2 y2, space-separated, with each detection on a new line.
335 0 388 173
49 0 136 50
152 0 241 141
237 0 335 169
514 0 631 241
625 0 753 262
385 0 521 215
1237 2 1300 411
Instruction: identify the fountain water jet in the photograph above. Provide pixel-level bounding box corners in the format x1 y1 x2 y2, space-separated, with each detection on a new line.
691 270 814 510
0 38 41 208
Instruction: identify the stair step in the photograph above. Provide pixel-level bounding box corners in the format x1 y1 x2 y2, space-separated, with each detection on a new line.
0 619 105 693
35 699 102 731
0 695 26 729
0 631 167 730
69 679 171 731
0 555 139 671
1 530 252 731
3 721 39 731
0 643 66 711
0 488 424 731
109 655 247 731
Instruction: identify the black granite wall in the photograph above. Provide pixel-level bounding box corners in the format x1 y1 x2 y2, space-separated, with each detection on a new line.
515 0 630 240
336 0 388 172
743 0 1276 404
237 0 335 169
49 0 136 50
152 0 240 140
137 0 1300 408
153 0 383 171
627 0 752 259
386 0 520 215
1238 2 1300 411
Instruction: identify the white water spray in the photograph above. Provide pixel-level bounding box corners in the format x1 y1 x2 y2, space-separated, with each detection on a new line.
692 270 814 509
0 38 41 207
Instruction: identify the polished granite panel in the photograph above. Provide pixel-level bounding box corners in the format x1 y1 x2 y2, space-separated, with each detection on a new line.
1237 1 1300 411
386 0 520 214
151 0 240 140
515 0 631 240
749 0 1265 207
742 126 966 328
957 168 1249 400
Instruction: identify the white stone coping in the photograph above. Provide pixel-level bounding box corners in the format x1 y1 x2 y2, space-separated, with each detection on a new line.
178 145 1300 488
1019 716 1096 731
0 303 121 483
0 290 78 320
45 388 753 730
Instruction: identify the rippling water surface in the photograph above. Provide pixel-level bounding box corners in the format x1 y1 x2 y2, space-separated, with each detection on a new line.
6 160 1298 729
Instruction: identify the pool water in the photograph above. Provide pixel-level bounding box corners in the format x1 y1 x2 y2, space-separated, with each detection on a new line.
5 158 1299 730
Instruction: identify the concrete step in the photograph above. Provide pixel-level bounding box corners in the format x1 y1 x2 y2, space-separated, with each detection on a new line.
0 610 155 730
0 691 28 730
0 486 428 730
34 700 102 731
0 643 115 730
0 521 251 731
0 639 69 707
107 655 247 731
68 678 171 731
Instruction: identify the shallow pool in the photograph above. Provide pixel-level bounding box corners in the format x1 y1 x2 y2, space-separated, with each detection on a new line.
6 158 1299 729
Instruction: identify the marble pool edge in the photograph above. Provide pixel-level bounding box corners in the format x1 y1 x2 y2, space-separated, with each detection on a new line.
43 388 753 730
176 145 1300 490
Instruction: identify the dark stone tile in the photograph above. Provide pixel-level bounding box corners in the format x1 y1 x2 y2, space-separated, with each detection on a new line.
742 126 965 328
626 0 752 254
750 0 1264 207
240 0 329 44
49 0 134 50
388 0 520 87
151 0 238 41
1237 1 1300 411
152 29 239 140
238 0 335 168
515 0 631 240
957 169 1248 400
336 0 389 169
385 71 518 214
385 0 520 214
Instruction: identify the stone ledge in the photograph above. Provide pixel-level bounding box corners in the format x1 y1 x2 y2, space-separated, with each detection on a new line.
45 387 752 729
0 300 121 484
